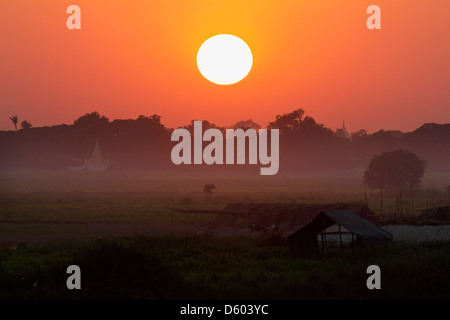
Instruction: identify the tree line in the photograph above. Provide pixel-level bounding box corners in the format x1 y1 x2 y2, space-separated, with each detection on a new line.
1 109 449 175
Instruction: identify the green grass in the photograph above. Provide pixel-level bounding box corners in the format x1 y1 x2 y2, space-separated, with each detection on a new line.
0 235 449 299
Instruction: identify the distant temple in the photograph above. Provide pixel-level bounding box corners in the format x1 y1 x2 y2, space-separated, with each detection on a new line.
83 137 109 171
68 137 109 171
336 121 351 140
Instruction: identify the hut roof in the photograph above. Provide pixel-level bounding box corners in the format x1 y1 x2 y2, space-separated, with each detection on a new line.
289 210 393 241
170 202 378 227
223 202 375 214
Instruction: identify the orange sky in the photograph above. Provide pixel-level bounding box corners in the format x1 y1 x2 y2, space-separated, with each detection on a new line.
1 0 449 133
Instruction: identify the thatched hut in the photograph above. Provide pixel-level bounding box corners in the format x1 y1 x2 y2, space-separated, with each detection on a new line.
287 210 393 259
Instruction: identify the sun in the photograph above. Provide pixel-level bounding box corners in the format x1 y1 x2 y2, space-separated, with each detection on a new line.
197 34 253 85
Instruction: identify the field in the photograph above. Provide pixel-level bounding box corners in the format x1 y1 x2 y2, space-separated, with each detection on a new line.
1 235 450 299
0 170 449 299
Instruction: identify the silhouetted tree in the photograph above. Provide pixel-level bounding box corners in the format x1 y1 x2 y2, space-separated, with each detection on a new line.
135 114 164 129
364 150 427 189
268 108 305 135
351 129 368 139
203 184 216 198
74 112 109 127
232 119 261 130
137 114 162 124
267 109 332 138
364 150 426 215
9 115 18 131
20 120 32 130
183 120 221 134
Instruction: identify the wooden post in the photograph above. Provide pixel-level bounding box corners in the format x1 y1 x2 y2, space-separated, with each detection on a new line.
432 186 436 209
400 191 403 219
321 230 324 257
447 185 450 221
322 216 326 258
396 195 399 219
380 187 383 215
351 233 355 256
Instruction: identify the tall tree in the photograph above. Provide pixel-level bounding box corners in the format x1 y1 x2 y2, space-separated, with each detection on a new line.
364 150 427 189
268 108 305 135
364 150 427 214
9 115 18 131
74 112 109 127
203 184 216 198
232 119 261 130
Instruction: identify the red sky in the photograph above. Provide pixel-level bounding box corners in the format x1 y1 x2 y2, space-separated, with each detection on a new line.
1 0 449 133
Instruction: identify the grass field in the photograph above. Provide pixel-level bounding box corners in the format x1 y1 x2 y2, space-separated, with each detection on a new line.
0 171 449 300
0 170 448 243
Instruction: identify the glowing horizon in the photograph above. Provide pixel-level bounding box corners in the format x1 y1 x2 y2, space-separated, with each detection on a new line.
0 0 449 133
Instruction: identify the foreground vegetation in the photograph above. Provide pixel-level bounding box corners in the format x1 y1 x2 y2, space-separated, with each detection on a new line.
0 235 449 300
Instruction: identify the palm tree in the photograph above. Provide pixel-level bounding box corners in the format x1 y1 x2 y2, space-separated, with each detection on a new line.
9 115 18 131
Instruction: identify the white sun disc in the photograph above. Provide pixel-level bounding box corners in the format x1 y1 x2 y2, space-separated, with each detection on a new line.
197 34 253 85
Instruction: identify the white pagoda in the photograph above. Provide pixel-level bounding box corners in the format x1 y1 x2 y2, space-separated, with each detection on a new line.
83 137 109 171
68 137 109 171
